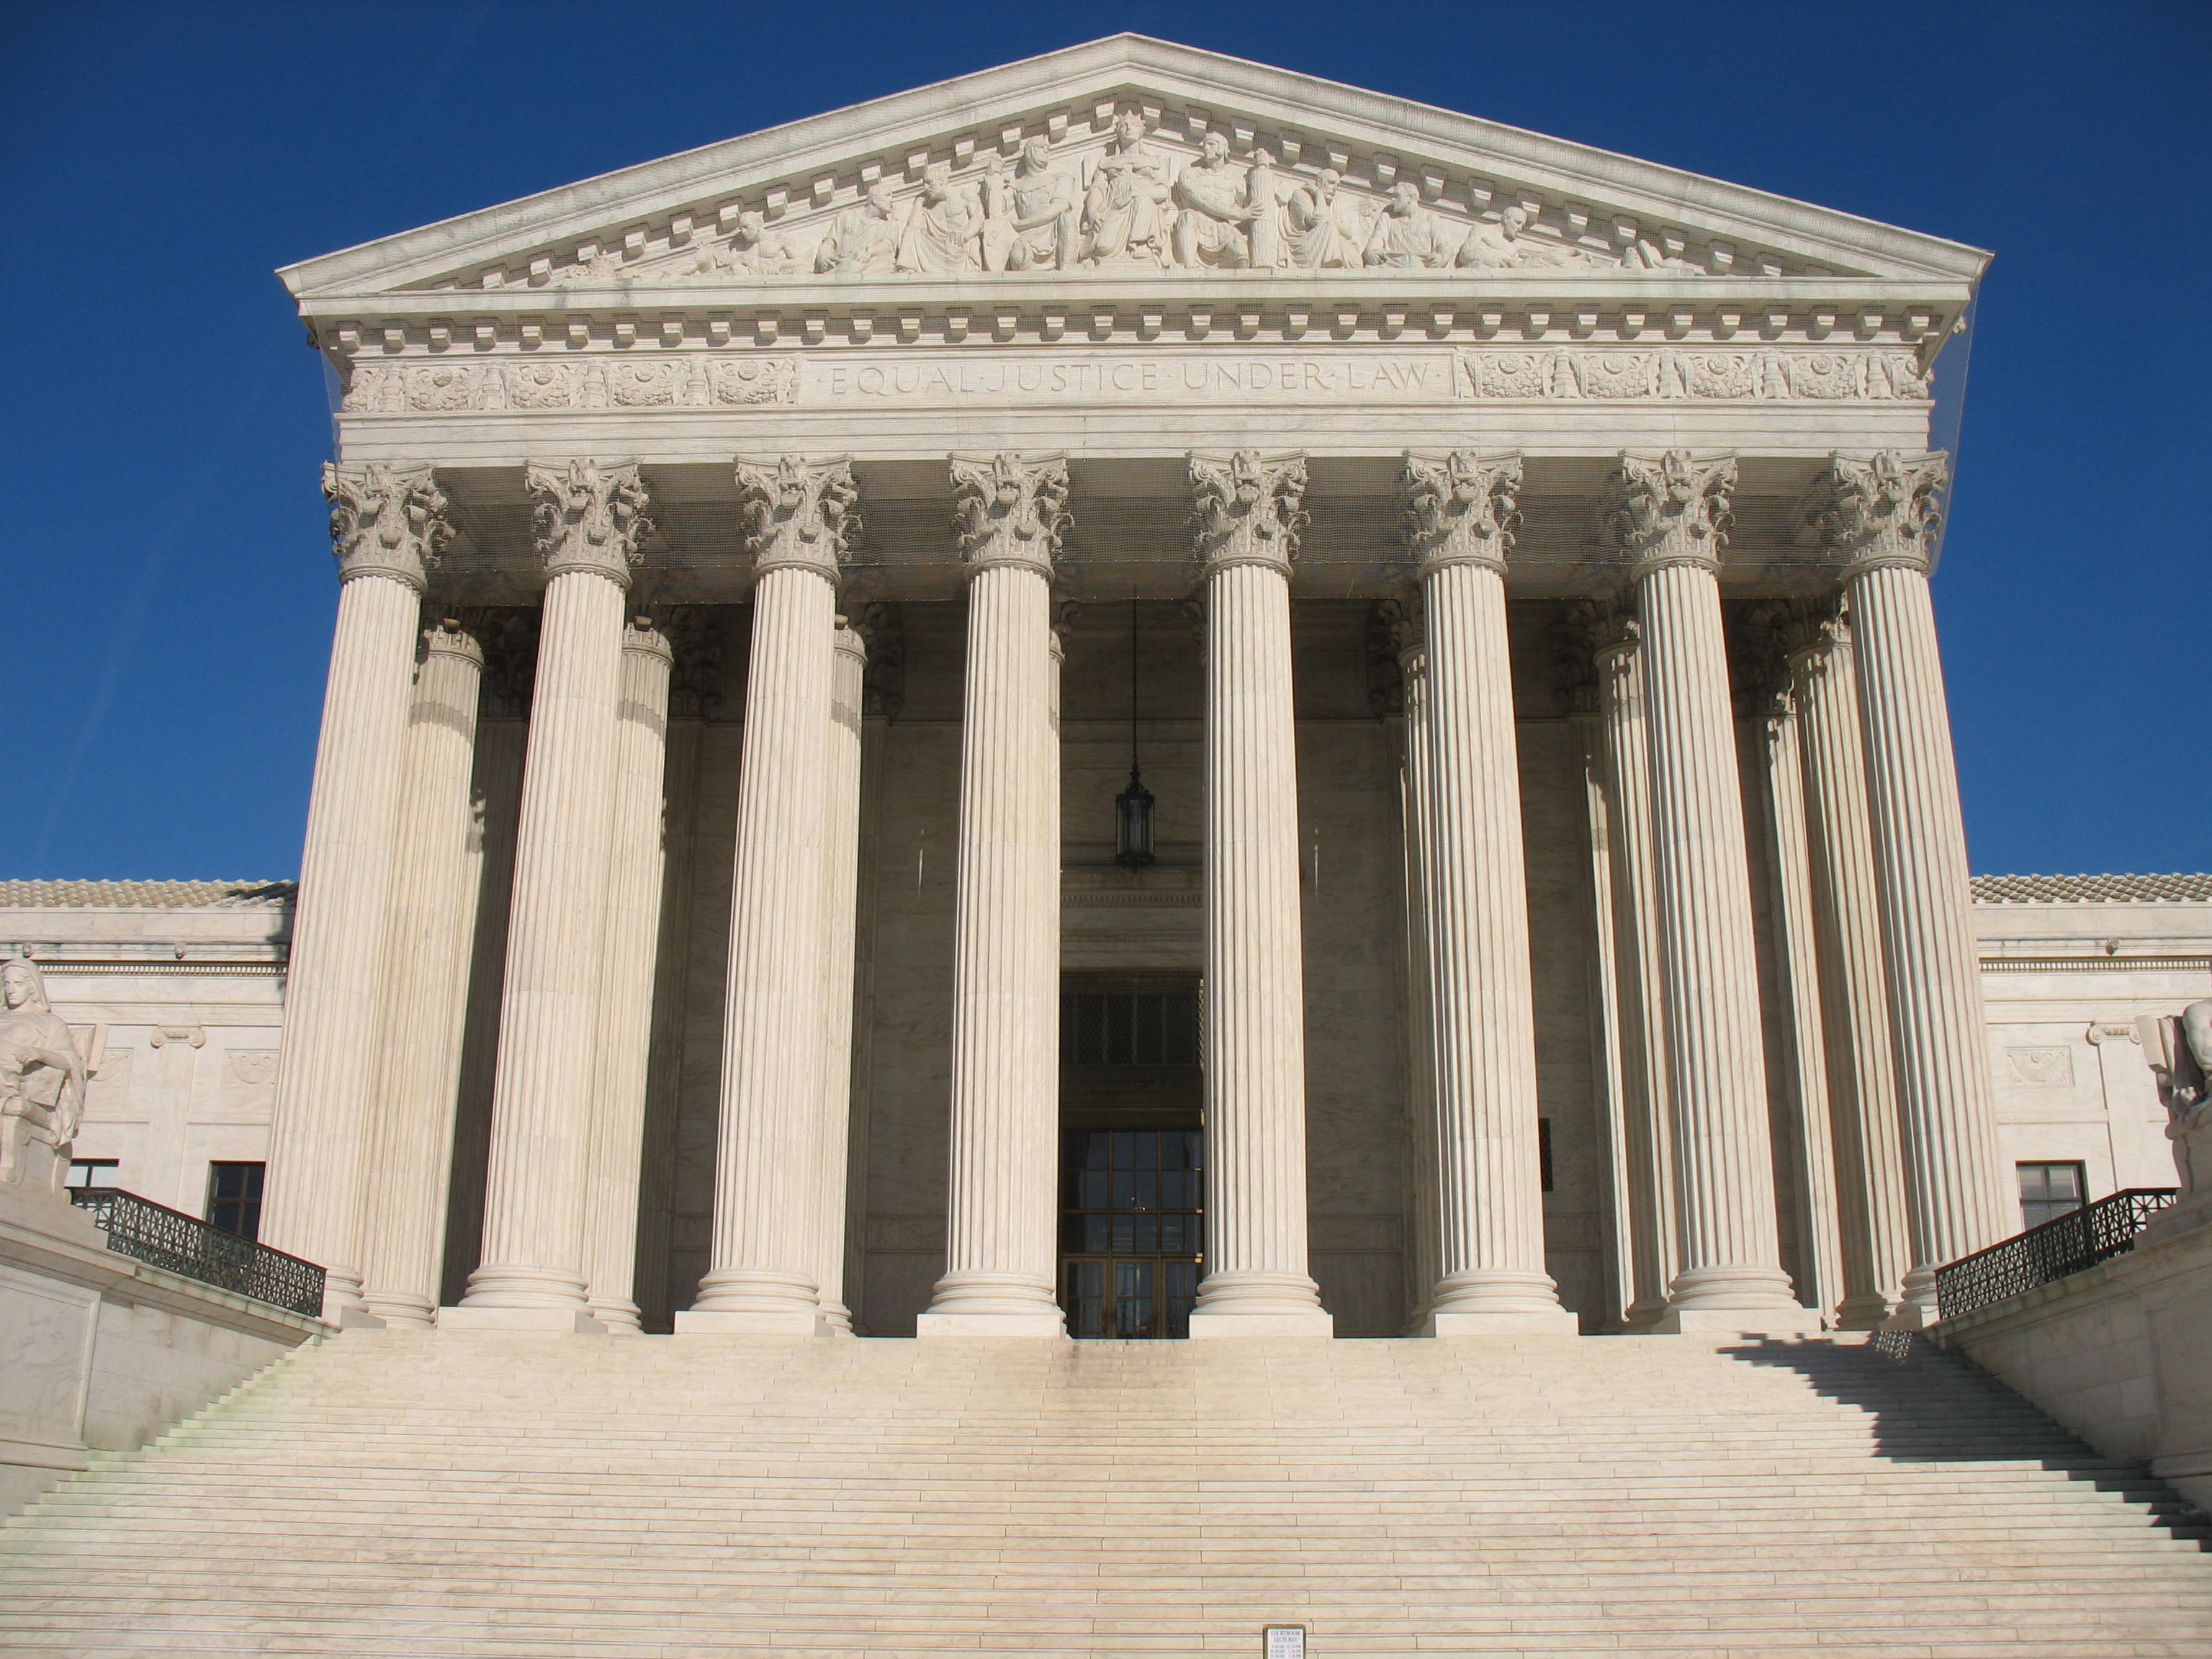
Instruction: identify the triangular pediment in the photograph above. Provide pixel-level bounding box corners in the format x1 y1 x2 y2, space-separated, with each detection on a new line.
279 35 1985 306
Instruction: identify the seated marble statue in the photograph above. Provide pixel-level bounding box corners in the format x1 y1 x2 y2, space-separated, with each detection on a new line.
981 140 1077 272
1361 182 1455 269
0 958 87 1195
2143 999 2212 1216
1172 131 1259 269
1080 110 1170 266
1282 168 1363 269
896 162 984 274
814 181 901 276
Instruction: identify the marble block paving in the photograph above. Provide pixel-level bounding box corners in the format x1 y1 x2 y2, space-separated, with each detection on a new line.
2 1330 2210 1657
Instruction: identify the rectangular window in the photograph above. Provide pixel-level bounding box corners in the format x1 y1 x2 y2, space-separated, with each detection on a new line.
1059 992 1200 1066
1538 1118 1554 1193
2017 1161 2086 1230
65 1159 120 1190
207 1161 266 1241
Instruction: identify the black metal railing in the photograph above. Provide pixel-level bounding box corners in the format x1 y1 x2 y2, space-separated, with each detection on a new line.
70 1188 325 1318
1934 1188 2177 1321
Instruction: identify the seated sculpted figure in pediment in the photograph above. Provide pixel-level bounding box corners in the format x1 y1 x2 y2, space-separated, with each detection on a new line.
1454 204 1577 271
896 161 986 275
1362 181 1455 269
1282 168 1364 269
1080 110 1171 266
981 139 1078 271
1172 131 1261 269
814 180 902 276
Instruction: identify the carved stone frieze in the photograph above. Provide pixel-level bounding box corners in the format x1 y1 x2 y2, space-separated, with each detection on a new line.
1456 348 1928 402
343 355 799 415
1796 451 1948 575
949 453 1070 577
323 462 453 589
733 455 860 580
1600 451 1738 575
525 459 652 585
1189 451 1308 578
1401 451 1522 577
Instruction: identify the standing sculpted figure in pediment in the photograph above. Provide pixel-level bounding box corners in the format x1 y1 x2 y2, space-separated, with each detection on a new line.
1080 109 1172 266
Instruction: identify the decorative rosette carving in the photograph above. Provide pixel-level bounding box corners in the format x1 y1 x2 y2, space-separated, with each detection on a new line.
949 452 1071 577
1600 451 1738 574
322 462 453 590
524 459 652 585
733 455 860 582
1796 451 1948 575
1189 450 1307 577
1401 451 1523 577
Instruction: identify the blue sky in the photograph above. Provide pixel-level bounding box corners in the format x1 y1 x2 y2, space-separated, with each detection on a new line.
2 1 2204 879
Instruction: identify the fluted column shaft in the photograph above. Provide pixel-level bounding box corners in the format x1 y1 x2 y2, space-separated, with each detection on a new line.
1791 626 1912 1326
266 462 449 1318
582 623 673 1332
921 563 1061 1331
810 621 868 1336
264 570 423 1313
1193 559 1329 1333
359 621 485 1327
1848 563 2010 1316
1593 631 1676 1326
685 566 836 1328
1752 697 1844 1321
1636 559 1806 1324
454 568 630 1323
1390 631 1442 1329
1420 559 1573 1332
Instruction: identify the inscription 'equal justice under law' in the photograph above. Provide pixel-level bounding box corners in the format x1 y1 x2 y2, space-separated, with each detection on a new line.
817 355 1446 400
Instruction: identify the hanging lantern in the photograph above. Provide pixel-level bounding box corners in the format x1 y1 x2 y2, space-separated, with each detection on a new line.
1114 596 1157 871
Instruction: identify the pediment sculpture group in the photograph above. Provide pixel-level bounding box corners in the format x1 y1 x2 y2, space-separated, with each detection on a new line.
667 112 1700 282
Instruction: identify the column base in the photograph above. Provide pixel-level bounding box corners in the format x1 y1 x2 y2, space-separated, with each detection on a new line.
1421 1308 1581 1338
673 1308 833 1337
588 1298 644 1334
915 1310 1067 1339
1647 1305 1825 1336
1187 1309 1335 1340
438 1306 605 1334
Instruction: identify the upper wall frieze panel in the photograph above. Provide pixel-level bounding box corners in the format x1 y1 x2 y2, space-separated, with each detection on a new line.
279 39 1989 308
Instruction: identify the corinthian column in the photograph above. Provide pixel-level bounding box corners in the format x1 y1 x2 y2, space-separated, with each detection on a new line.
1187 451 1331 1338
449 460 649 1332
1403 453 1576 1335
919 454 1070 1338
1779 604 1912 1328
580 620 674 1332
1803 453 2010 1322
810 617 868 1335
265 462 451 1320
1604 452 1815 1333
359 617 485 1328
681 457 856 1334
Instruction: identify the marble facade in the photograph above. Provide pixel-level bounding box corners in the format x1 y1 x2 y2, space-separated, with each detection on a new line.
130 37 2188 1341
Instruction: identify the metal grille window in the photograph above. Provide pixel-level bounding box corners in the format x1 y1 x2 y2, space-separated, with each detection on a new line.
1060 1128 1203 1339
207 1161 266 1241
1060 992 1200 1066
2017 1161 2086 1230
1539 1119 1554 1193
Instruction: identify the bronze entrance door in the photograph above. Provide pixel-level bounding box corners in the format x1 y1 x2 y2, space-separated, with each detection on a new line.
1059 1128 1204 1339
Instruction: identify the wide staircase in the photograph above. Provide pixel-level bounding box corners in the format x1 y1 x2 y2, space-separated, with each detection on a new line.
3 1329 2208 1657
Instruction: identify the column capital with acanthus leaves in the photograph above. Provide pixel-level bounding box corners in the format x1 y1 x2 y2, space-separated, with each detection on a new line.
525 459 652 587
950 452 1070 580
1401 451 1523 578
1190 451 1308 580
734 455 860 583
1601 451 1738 575
323 462 453 591
1797 451 1948 577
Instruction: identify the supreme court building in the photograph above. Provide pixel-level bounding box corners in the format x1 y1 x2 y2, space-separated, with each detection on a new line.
262 35 2020 1346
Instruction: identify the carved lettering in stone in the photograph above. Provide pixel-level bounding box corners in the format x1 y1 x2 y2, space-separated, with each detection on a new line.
950 453 1069 576
525 459 652 584
734 455 860 580
1401 451 1522 576
323 462 452 589
1601 451 1737 572
2005 1046 2074 1087
1797 451 1947 575
1190 451 1307 577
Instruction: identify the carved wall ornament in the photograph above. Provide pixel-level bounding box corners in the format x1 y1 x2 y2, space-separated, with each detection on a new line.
1601 451 1738 573
2004 1046 2075 1087
1401 451 1522 577
949 453 1071 577
227 1051 279 1087
733 454 860 581
1189 451 1308 577
525 459 652 585
1797 451 1948 576
323 462 453 590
